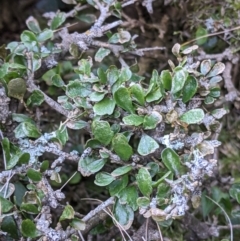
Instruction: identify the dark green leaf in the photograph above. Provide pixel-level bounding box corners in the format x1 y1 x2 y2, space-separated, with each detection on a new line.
112 133 133 161
160 70 172 90
21 219 39 238
1 216 18 239
182 75 198 103
109 175 128 196
7 78 26 100
27 169 42 182
97 68 107 84
20 203 39 214
40 160 49 173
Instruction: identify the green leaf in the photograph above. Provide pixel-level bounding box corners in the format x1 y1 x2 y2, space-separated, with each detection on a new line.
146 162 160 177
97 68 107 84
161 148 182 176
119 30 131 43
37 29 53 42
90 92 106 102
92 120 114 145
20 203 39 214
111 166 132 177
40 160 49 172
119 67 132 83
55 125 68 145
209 87 220 98
206 62 225 78
160 70 172 90
179 108 204 124
95 47 111 62
12 114 34 123
27 169 42 182
146 87 162 102
182 75 198 103
60 204 75 221
123 114 144 126
114 86 135 113
157 182 170 198
20 30 37 42
171 68 188 94
112 134 133 161
94 172 115 186
117 186 138 211
2 216 18 239
76 58 92 76
0 183 15 198
70 218 86 231
66 120 88 130
107 65 119 85
0 197 14 213
21 219 39 238
27 90 44 106
137 197 150 207
200 60 211 76
14 122 41 138
136 168 152 197
137 134 159 156
77 13 96 23
66 80 91 98
114 200 134 230
26 16 41 34
52 74 65 87
143 111 162 130
78 156 106 176
109 175 128 196
230 184 240 203
196 27 208 45
93 97 116 115
50 12 66 30
130 84 145 105
7 78 26 101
